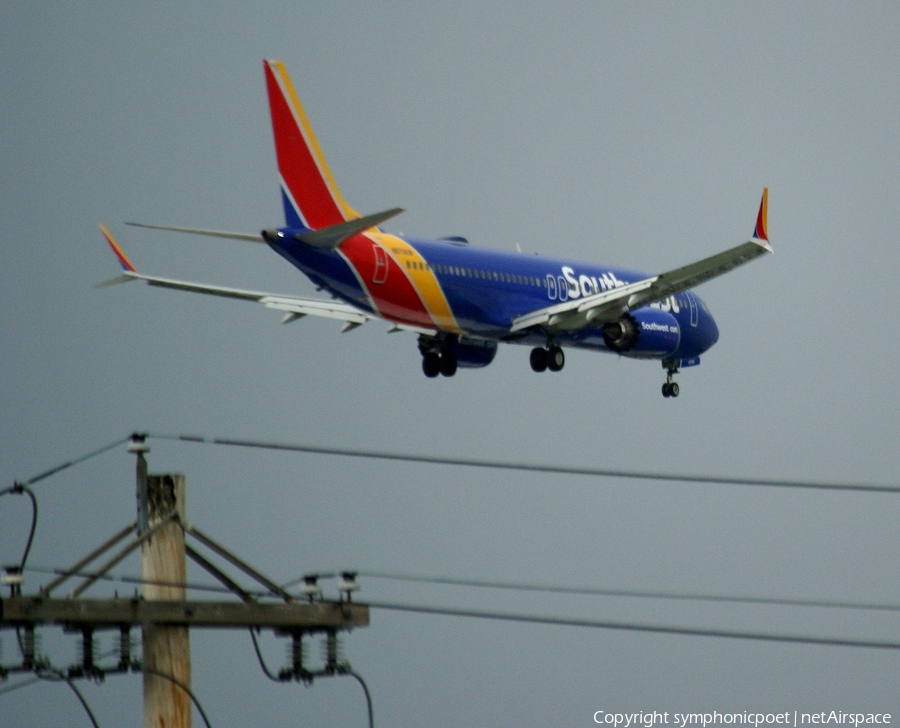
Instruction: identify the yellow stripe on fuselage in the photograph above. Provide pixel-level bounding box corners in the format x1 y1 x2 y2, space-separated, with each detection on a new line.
270 60 359 223
368 232 462 334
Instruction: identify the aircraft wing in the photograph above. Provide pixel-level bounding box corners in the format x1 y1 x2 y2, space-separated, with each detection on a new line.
97 224 395 331
510 189 772 334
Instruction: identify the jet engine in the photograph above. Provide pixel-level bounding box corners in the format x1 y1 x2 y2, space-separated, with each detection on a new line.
601 308 680 358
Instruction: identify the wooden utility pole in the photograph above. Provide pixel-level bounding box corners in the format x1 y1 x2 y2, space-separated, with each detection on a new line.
138 445 191 728
1 436 369 724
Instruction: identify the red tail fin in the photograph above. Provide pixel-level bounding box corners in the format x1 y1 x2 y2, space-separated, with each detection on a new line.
263 60 358 229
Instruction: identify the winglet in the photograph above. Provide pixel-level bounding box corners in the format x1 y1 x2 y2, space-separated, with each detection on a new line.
99 223 137 272
752 187 768 242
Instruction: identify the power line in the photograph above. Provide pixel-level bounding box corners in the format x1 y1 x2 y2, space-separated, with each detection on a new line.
16 437 131 488
356 569 900 613
34 668 101 728
11 432 897 494
347 670 374 728
0 674 42 696
140 666 213 728
249 629 282 683
25 565 264 598
24 564 900 618
146 432 900 494
1 482 38 571
366 599 900 651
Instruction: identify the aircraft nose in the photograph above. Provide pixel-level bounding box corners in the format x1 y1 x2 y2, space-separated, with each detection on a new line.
700 304 719 351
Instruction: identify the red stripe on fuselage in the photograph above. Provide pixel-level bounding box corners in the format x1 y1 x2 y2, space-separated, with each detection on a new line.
339 234 435 327
264 64 345 229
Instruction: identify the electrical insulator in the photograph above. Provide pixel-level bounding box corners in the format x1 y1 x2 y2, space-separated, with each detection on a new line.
291 632 304 676
2 566 23 597
22 626 37 670
322 630 348 673
118 626 133 670
280 631 310 682
74 627 100 678
338 571 359 602
300 575 322 601
127 434 150 453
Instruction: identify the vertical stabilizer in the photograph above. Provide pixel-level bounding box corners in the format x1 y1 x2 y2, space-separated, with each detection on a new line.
263 60 359 229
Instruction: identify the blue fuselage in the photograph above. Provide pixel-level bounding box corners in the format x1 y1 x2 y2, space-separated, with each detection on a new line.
270 231 720 363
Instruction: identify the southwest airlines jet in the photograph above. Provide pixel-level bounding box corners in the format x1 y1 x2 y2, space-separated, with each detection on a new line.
100 60 771 398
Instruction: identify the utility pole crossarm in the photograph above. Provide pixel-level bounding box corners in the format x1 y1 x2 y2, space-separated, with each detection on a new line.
1 597 369 630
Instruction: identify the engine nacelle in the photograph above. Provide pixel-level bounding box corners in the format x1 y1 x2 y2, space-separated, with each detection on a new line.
601 308 680 358
452 337 498 368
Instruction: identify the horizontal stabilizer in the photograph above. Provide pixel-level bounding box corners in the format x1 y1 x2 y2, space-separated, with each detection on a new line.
294 207 404 249
125 222 265 243
94 273 138 288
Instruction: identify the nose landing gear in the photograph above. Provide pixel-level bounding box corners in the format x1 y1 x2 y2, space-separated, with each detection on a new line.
661 361 679 398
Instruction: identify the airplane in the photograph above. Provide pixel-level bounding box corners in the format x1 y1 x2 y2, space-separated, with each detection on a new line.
99 59 772 398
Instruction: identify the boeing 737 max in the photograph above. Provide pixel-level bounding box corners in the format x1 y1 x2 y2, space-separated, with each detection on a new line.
100 59 772 398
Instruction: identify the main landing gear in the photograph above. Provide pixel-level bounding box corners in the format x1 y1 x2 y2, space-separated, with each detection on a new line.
530 345 565 373
661 361 679 398
422 350 457 378
419 334 457 378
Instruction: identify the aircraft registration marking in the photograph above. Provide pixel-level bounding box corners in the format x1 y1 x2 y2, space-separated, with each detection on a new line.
368 232 462 333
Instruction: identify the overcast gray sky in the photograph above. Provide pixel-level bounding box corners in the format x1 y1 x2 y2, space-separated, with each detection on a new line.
2 3 900 726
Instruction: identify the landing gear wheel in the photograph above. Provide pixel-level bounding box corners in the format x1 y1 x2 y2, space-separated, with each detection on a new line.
547 346 565 372
661 381 680 398
530 347 549 372
661 360 680 398
440 351 458 377
422 352 441 378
